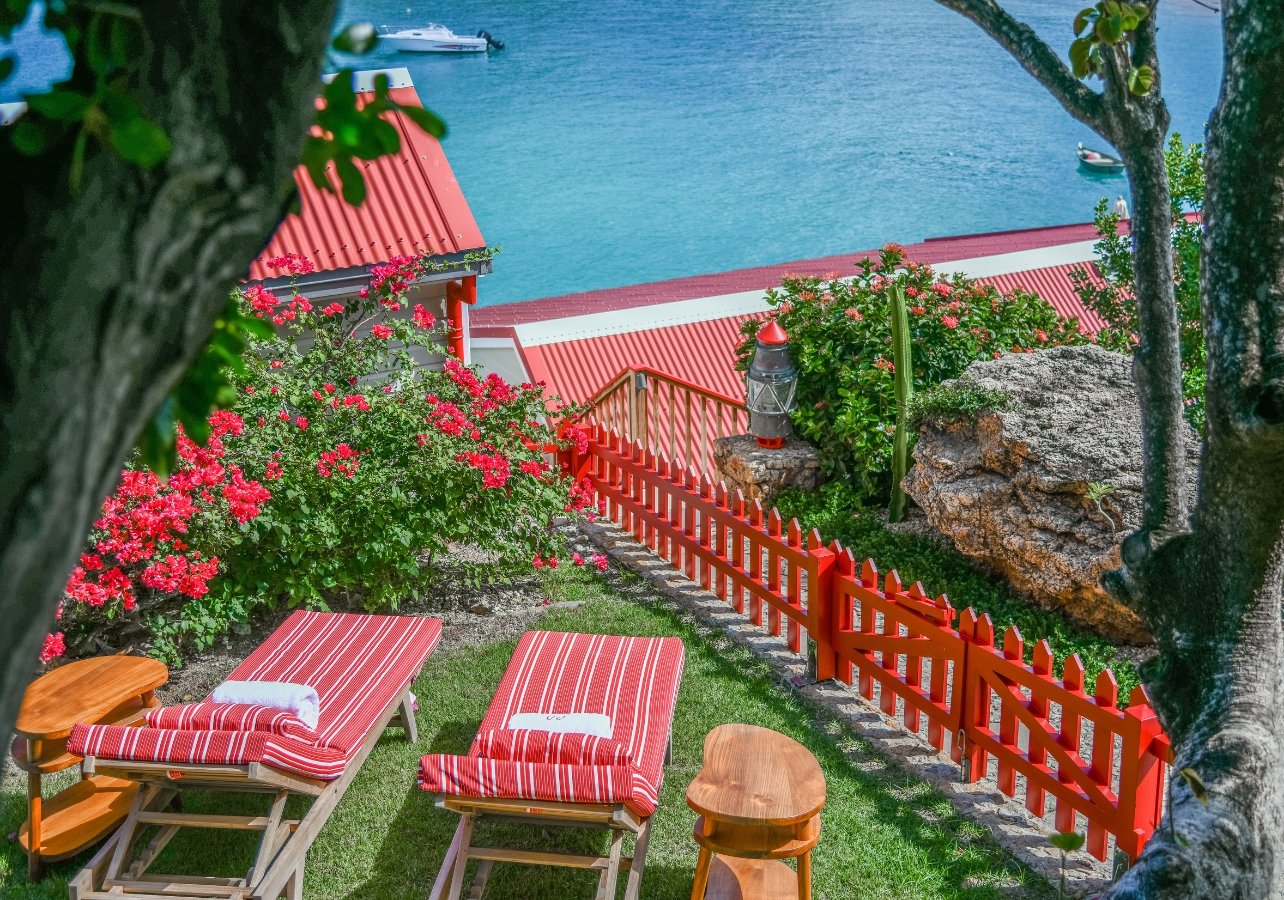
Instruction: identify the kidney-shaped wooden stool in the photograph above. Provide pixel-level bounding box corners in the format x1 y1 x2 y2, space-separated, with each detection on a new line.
686 723 826 900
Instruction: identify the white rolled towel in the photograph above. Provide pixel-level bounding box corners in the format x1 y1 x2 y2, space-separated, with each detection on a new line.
507 712 612 738
212 681 320 730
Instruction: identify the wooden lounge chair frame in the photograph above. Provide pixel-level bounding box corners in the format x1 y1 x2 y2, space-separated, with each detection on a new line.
67 686 419 900
426 734 672 900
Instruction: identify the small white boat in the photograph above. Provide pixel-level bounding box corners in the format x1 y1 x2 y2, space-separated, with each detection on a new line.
379 24 503 53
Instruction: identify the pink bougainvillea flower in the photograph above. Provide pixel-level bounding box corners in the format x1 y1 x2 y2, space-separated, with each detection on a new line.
264 253 315 276
40 632 65 664
412 304 436 329
592 553 609 572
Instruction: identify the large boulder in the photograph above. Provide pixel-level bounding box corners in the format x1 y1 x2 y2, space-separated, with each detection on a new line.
902 345 1198 645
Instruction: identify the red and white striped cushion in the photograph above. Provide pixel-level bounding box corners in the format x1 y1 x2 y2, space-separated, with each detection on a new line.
70 719 350 779
69 611 441 781
420 630 685 817
472 728 633 766
146 703 316 740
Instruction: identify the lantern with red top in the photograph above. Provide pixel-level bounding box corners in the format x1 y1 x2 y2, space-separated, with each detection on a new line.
745 319 798 449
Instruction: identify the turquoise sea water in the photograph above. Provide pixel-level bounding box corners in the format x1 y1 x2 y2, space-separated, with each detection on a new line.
4 2 1222 307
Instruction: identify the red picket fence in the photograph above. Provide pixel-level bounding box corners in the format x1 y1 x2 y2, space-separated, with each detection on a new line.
563 423 1173 870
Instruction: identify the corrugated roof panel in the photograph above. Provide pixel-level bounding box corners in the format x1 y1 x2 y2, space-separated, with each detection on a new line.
248 83 484 281
977 262 1109 334
525 312 765 407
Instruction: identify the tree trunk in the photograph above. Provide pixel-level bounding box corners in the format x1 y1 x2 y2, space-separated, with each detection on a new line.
931 1 1284 895
1111 1 1284 894
0 2 338 746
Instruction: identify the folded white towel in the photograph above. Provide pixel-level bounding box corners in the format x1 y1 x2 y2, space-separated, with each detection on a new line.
507 712 612 738
212 681 320 730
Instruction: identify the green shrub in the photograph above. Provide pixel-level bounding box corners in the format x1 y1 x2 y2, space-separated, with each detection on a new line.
738 245 1087 505
910 382 1010 429
776 483 1141 696
1071 133 1205 430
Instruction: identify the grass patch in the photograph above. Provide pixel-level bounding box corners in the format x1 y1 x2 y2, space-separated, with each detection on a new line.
2 567 1051 899
778 484 1141 698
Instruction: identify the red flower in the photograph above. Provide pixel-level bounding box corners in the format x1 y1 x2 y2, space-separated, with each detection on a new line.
371 324 393 340
265 253 315 276
572 552 585 566
295 416 309 430
412 304 436 329
40 632 65 663
322 303 344 317
941 315 959 329
592 553 608 572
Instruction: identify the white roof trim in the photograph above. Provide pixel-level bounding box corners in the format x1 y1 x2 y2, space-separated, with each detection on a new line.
321 67 415 92
512 238 1100 347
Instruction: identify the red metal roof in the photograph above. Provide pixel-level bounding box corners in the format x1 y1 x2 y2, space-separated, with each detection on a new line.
977 263 1109 334
525 313 766 407
249 77 484 281
473 220 1108 329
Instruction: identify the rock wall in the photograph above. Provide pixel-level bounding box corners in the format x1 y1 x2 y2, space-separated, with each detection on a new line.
713 434 821 505
902 345 1198 644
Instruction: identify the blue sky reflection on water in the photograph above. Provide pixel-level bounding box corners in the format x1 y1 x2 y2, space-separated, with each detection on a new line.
3 1 1222 305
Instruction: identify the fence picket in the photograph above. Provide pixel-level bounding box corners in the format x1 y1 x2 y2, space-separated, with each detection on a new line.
997 625 1024 797
1055 655 1087 835
1026 640 1054 818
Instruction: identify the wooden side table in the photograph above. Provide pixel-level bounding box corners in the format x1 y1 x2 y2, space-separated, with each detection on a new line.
686 723 826 900
13 655 167 879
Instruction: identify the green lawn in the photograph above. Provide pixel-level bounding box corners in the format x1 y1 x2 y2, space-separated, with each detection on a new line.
2 567 1051 899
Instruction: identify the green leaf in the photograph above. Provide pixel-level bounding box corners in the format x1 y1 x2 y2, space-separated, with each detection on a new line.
1128 64 1155 95
109 115 172 167
1049 831 1086 853
335 154 366 206
26 88 91 121
332 21 378 55
395 102 446 139
109 16 142 68
1097 11 1124 43
1069 38 1093 78
1179 768 1210 807
69 127 88 192
1073 7 1095 36
9 118 48 155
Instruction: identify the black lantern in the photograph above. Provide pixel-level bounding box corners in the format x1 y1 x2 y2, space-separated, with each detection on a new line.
745 319 798 449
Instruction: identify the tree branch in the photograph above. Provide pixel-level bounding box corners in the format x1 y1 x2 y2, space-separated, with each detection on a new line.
932 0 1109 136
0 0 340 747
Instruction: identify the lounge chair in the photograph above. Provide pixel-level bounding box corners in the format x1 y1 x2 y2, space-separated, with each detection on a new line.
66 610 442 900
419 629 685 900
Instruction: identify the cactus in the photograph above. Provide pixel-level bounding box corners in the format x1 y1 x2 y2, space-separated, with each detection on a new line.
888 284 914 523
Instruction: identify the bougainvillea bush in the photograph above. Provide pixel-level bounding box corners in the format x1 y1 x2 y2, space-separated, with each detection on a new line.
53 252 588 664
738 244 1087 504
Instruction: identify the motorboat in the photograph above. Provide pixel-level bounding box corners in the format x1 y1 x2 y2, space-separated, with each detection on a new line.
1077 142 1125 175
378 24 503 53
